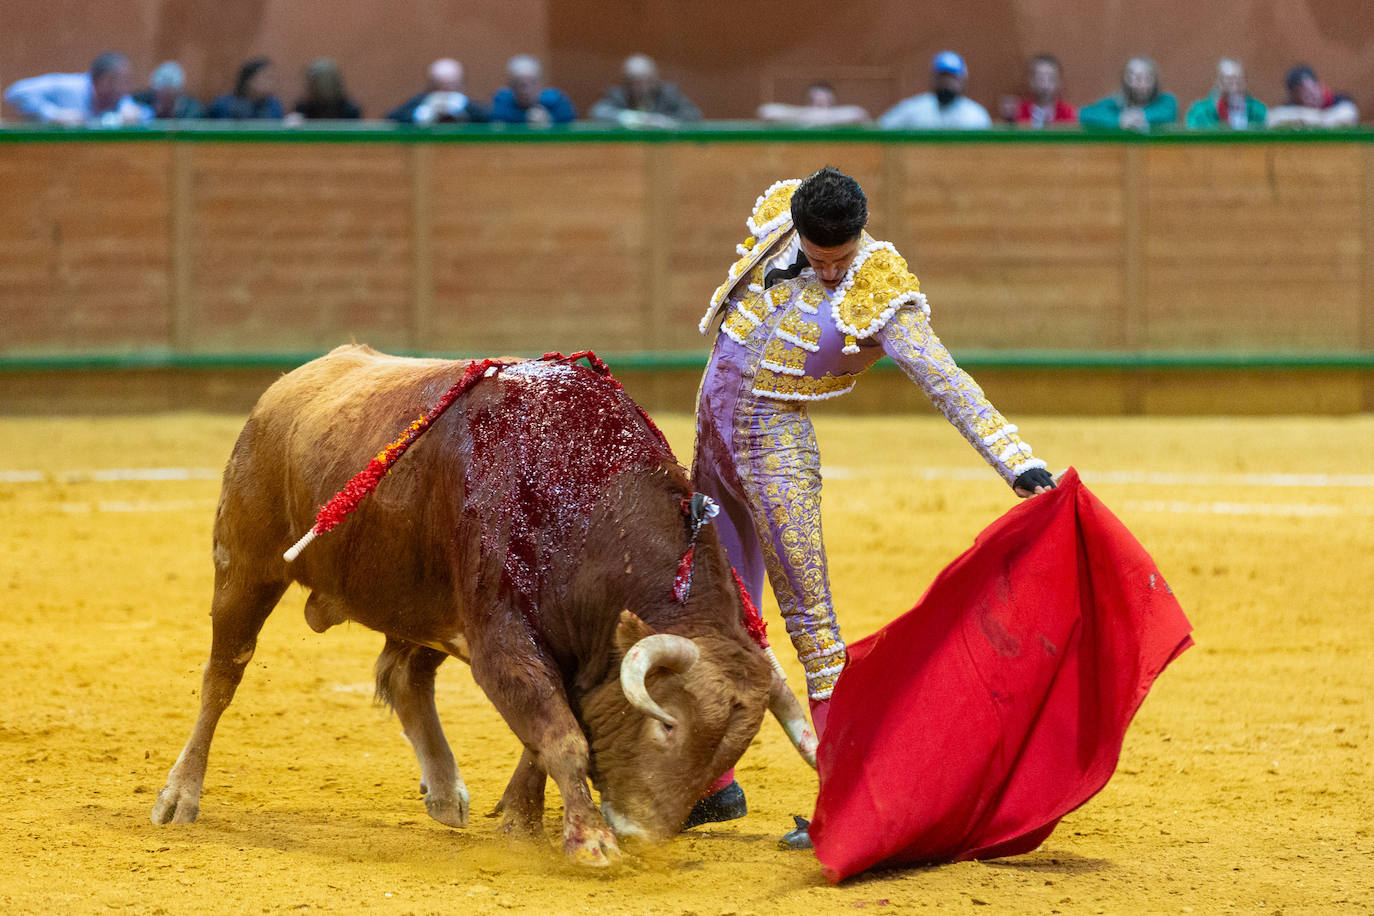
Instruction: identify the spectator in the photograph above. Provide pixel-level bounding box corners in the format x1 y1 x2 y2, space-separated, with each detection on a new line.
1079 56 1177 131
133 61 203 120
1267 64 1358 128
4 52 149 126
387 58 486 124
878 51 992 129
1006 54 1076 127
590 54 701 127
490 55 576 125
1185 58 1265 129
206 57 284 120
756 80 869 126
292 58 362 120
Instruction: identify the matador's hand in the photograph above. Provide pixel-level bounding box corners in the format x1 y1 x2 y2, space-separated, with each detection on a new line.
1013 467 1056 498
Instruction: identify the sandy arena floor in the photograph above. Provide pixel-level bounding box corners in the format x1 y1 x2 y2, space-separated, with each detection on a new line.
0 410 1371 915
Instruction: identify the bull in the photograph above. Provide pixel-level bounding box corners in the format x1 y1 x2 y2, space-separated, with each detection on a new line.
151 346 814 866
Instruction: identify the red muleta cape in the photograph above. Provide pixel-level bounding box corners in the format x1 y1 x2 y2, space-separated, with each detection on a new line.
810 468 1193 882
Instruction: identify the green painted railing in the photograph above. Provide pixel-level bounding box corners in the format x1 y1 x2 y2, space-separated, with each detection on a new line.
2 122 1374 144
3 349 1372 373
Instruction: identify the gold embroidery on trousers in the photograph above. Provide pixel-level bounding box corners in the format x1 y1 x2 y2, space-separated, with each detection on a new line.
731 401 845 698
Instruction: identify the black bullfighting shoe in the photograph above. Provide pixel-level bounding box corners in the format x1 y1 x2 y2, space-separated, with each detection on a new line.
778 814 813 850
682 779 747 829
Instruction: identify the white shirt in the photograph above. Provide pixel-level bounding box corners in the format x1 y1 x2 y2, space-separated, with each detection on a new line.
3 72 149 124
766 235 804 277
878 92 992 130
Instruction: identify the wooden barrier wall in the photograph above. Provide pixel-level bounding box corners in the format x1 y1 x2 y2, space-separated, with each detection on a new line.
2 131 1373 387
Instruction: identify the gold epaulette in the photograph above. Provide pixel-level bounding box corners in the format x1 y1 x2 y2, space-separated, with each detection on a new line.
746 179 802 238
699 179 803 333
832 241 925 353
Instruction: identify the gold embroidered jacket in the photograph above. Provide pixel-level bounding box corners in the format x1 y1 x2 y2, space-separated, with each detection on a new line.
699 179 1047 484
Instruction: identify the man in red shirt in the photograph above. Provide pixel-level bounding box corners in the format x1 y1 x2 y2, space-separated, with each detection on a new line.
1008 54 1076 127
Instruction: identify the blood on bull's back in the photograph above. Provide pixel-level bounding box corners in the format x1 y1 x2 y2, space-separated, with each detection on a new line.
456 359 679 617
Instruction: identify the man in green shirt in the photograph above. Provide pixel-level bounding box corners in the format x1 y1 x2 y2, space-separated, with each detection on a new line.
1185 58 1266 129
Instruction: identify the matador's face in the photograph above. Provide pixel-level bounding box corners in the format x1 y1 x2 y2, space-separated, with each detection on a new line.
798 234 862 290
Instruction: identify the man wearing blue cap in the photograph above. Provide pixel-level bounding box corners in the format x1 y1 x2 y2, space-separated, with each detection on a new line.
879 51 992 129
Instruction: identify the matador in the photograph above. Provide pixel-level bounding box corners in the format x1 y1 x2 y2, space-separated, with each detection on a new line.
683 167 1056 840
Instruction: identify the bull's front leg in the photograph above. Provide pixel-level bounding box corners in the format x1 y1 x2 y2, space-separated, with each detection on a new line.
153 574 287 824
539 729 618 867
470 636 619 867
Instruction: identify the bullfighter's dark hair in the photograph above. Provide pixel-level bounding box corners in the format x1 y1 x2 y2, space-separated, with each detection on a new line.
790 166 867 247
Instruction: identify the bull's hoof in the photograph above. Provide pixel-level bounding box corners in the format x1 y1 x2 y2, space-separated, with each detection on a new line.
422 781 470 828
150 784 200 825
564 825 621 868
489 788 546 839
495 807 544 840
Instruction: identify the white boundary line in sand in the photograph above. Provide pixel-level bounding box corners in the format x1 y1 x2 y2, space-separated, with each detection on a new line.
1071 469 1374 489
52 499 220 514
0 467 222 484
1122 499 1374 518
819 466 1374 489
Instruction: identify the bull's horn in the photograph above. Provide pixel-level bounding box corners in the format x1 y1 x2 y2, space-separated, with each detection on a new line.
620 634 700 727
763 647 818 769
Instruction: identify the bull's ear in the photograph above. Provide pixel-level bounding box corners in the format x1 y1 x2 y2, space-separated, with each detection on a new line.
615 610 656 656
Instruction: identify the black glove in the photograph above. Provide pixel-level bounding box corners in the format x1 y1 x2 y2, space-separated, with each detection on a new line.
1013 467 1056 492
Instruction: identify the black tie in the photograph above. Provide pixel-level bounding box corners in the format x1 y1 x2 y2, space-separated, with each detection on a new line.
763 252 811 289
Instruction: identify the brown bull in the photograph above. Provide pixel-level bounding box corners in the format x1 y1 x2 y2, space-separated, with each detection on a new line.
151 346 813 866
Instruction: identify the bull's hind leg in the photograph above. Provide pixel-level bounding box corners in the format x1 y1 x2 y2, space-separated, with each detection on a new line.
374 638 470 827
492 746 546 839
151 572 287 824
469 626 620 867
